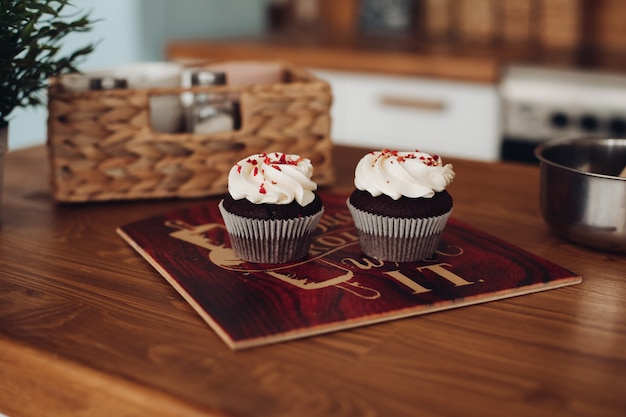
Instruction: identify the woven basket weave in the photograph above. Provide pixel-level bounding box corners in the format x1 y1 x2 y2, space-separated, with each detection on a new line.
47 61 334 202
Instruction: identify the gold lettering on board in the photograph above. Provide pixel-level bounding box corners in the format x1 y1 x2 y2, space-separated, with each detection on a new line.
167 218 479 300
417 263 476 287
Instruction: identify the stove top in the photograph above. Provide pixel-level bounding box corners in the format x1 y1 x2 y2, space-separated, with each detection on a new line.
500 66 626 162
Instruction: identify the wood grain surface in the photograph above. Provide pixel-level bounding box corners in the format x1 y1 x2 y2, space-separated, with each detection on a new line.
1 145 626 417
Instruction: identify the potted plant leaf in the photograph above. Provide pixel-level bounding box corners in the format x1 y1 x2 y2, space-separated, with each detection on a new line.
0 0 95 223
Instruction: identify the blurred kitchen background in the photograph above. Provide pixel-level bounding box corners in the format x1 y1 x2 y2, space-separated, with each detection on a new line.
9 0 626 163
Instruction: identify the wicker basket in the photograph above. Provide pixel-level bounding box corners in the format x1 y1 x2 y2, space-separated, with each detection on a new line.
47 61 334 202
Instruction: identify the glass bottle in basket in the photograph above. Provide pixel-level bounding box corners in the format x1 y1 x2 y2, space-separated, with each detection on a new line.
187 70 234 134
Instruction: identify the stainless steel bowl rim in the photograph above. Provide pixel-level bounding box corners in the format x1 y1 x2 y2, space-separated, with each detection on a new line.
534 137 626 181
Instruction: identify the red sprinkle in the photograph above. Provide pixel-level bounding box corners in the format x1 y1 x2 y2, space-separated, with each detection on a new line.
370 149 438 167
262 152 301 166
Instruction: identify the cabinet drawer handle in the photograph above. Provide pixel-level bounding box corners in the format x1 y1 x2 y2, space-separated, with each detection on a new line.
379 94 446 112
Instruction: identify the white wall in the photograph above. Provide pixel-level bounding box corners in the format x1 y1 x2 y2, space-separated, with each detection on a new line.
7 0 266 150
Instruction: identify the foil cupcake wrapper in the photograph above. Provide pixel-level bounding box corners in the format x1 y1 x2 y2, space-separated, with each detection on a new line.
347 199 452 262
219 200 324 264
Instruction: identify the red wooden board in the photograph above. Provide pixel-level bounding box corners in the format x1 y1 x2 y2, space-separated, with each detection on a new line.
117 192 582 350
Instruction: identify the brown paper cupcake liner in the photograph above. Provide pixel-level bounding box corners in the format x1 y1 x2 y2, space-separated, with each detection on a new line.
347 199 452 262
219 200 324 264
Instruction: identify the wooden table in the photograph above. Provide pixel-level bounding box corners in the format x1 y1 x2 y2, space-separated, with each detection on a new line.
1 145 625 417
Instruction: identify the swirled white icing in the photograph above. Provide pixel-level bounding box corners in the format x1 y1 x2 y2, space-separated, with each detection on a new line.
228 152 317 206
354 149 455 199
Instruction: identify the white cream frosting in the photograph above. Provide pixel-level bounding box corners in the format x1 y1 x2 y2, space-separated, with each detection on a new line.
354 149 455 199
228 152 317 206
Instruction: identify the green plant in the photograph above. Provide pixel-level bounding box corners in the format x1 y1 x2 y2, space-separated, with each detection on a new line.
0 0 95 128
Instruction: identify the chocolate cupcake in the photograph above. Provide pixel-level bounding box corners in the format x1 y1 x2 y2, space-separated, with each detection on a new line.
219 152 324 263
347 149 455 262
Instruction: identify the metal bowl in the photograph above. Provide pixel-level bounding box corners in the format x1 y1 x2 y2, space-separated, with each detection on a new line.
535 137 626 254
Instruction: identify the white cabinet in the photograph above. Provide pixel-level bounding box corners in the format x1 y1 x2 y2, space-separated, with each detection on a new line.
312 69 501 161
